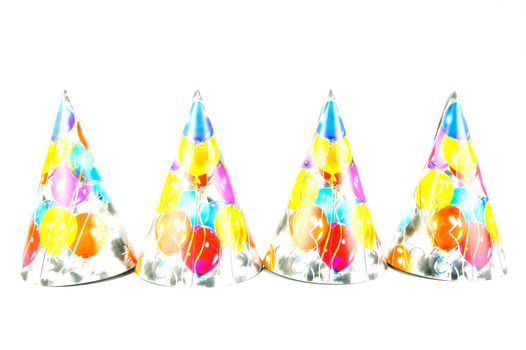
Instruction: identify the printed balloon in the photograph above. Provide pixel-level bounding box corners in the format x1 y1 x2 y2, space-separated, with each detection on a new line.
428 205 467 251
155 208 192 256
179 135 220 176
350 203 376 251
42 138 70 174
442 136 478 176
460 222 492 269
318 223 355 272
182 226 221 276
388 244 412 272
69 143 94 178
51 165 90 206
71 213 108 258
288 169 318 211
214 162 236 203
157 172 183 213
214 205 248 252
289 205 329 251
23 221 40 267
415 170 453 211
39 207 77 255
484 202 500 243
312 134 352 175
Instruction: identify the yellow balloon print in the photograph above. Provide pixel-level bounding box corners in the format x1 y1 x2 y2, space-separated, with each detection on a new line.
214 205 248 253
312 134 352 175
288 169 318 211
157 172 183 213
484 202 500 243
350 203 377 251
40 207 78 256
42 138 70 174
415 170 454 211
179 136 220 176
441 135 478 176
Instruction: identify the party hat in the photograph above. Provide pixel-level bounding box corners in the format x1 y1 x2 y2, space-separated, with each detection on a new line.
388 93 507 280
21 91 136 286
264 91 387 284
136 91 262 287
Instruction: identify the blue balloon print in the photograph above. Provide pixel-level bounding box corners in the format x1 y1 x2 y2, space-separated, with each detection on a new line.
179 190 199 226
51 99 76 141
314 188 350 224
398 205 415 232
441 102 470 141
33 200 54 226
88 167 102 183
315 188 337 222
183 100 214 142
335 199 352 226
199 200 224 229
70 144 94 177
451 188 486 222
316 99 346 141
93 184 111 203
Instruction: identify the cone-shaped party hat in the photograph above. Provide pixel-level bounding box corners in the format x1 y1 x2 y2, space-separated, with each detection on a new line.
21 91 136 286
137 91 262 287
388 93 507 280
264 91 387 284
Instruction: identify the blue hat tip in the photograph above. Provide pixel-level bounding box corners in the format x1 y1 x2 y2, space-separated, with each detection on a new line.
51 92 76 141
184 98 214 142
441 100 470 141
317 98 346 141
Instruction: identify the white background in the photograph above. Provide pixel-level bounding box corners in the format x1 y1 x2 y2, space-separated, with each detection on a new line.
1 1 525 349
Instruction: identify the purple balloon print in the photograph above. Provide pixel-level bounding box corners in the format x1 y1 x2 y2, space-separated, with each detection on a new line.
214 162 235 203
170 160 180 172
302 151 313 169
427 129 448 170
348 162 365 202
51 165 90 206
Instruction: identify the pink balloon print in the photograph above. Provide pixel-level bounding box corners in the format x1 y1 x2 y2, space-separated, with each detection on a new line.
427 129 448 169
51 165 91 206
302 150 313 169
214 162 235 203
348 162 365 202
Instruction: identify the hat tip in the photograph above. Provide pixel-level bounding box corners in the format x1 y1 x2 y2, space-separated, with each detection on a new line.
448 91 458 103
63 90 70 101
328 89 335 99
193 90 202 102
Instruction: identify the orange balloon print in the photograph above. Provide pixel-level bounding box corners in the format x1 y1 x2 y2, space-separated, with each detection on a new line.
263 245 276 270
289 205 329 251
155 208 192 256
388 244 412 272
71 213 108 258
77 122 89 149
428 205 467 251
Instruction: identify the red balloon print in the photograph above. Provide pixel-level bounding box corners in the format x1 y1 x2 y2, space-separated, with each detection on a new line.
23 221 40 267
318 223 355 272
182 226 221 276
460 222 492 269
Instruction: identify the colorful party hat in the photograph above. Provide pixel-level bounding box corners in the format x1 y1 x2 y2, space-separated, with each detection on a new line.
388 92 507 280
137 91 262 287
21 91 136 286
264 91 387 284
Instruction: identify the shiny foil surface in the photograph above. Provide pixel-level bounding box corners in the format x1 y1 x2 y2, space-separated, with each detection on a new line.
388 93 507 281
264 91 387 284
137 91 262 287
21 91 136 286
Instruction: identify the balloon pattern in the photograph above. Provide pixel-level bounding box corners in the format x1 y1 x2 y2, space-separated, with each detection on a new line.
266 92 387 284
137 91 261 287
21 92 135 286
388 93 507 280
